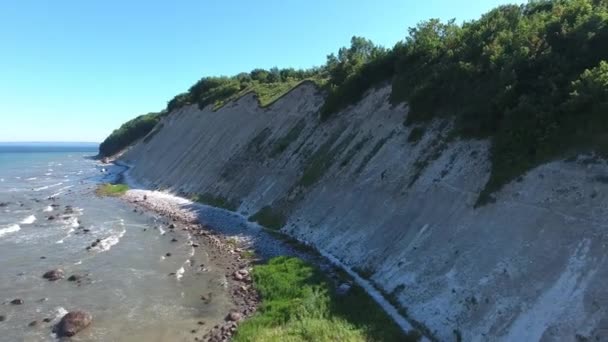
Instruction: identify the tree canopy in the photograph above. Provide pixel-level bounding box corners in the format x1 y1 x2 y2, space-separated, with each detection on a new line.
103 0 608 201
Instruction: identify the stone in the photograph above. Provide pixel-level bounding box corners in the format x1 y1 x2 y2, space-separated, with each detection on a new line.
0 315 5 322
28 321 38 327
43 318 52 323
192 243 200 248
226 311 242 322
171 238 178 242
67 275 82 282
10 299 23 305
165 253 172 257
55 311 92 337
43 269 65 281
337 283 352 296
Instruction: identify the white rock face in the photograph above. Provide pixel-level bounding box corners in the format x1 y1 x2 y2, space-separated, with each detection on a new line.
121 82 608 341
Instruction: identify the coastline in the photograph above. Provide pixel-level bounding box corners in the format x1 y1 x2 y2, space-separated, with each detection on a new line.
108 160 422 341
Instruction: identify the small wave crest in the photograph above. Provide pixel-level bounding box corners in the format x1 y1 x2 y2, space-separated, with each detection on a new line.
43 206 53 212
20 215 36 224
94 229 126 252
0 224 21 238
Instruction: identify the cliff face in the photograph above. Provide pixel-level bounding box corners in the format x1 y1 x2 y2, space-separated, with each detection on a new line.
120 82 608 341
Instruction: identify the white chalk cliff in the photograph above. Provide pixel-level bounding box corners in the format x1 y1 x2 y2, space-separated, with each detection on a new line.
120 82 608 341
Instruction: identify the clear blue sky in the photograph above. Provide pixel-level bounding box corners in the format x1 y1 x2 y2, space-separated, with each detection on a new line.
0 0 524 143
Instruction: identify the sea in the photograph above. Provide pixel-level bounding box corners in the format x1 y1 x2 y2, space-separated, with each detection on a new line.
0 143 230 341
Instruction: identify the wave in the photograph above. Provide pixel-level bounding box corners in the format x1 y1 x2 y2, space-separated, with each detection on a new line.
43 206 53 212
0 224 21 238
20 215 36 224
26 177 37 181
175 266 185 280
95 229 126 252
34 182 63 191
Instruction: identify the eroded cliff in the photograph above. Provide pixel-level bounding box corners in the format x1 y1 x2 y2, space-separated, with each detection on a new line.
120 82 608 341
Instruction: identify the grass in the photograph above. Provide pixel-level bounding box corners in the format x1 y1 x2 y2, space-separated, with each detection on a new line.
297 130 356 188
354 131 395 174
407 126 425 144
248 205 287 230
191 192 239 211
233 257 419 342
270 119 307 158
95 184 129 197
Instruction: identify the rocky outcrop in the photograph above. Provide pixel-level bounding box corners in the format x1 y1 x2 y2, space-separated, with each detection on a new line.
119 82 608 341
42 269 65 281
55 311 92 337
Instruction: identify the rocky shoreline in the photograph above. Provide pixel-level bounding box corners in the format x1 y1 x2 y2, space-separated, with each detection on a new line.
124 191 261 342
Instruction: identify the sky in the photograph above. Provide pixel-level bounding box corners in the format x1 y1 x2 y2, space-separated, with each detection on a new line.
0 0 525 143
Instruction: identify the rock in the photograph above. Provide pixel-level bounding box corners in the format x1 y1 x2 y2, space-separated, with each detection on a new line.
337 283 352 296
55 311 92 337
143 195 147 201
40 256 46 259
0 315 5 322
47 215 55 220
42 269 65 281
165 253 172 257
28 321 38 327
43 318 52 323
168 224 175 229
192 243 199 248
83 229 90 233
67 275 82 282
0 202 7 207
171 238 178 242
226 311 242 322
10 299 23 305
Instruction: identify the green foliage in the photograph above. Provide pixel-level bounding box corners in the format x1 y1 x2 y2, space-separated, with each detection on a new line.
270 119 307 158
95 184 129 197
298 130 356 187
191 193 239 211
233 257 417 342
99 112 161 157
107 0 608 201
407 127 426 144
249 205 287 230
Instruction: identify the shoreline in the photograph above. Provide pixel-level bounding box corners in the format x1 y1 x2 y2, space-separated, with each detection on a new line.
109 160 423 341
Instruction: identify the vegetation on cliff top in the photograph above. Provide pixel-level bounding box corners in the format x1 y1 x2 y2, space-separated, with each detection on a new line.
104 0 608 200
98 112 162 157
95 184 129 197
233 256 418 342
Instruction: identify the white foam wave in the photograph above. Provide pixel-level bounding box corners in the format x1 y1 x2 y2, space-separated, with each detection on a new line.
34 182 63 191
52 307 68 322
176 266 185 280
43 206 53 212
95 229 126 252
0 224 21 237
74 260 82 265
0 178 4 182
26 177 37 181
158 225 166 235
44 173 52 176
48 191 63 199
20 215 36 224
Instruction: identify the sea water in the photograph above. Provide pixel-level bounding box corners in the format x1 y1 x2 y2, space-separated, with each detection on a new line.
0 144 230 341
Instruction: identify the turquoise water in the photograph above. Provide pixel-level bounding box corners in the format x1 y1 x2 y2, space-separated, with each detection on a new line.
0 145 230 341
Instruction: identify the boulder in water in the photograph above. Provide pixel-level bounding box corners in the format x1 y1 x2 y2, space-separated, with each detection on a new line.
10 299 23 305
0 315 5 322
42 269 65 281
55 311 92 337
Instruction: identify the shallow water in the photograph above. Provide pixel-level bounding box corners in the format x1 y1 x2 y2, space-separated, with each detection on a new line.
0 147 231 341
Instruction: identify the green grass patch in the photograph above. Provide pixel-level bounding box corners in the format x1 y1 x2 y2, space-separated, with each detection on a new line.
95 184 129 197
249 205 287 230
354 131 395 174
233 256 418 342
297 130 356 187
270 119 307 158
407 126 425 144
191 193 239 211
